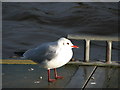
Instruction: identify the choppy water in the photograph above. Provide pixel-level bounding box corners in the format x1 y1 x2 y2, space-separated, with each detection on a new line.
2 2 119 61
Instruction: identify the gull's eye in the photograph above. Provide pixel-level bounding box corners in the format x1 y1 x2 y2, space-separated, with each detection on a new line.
63 43 64 45
67 43 69 45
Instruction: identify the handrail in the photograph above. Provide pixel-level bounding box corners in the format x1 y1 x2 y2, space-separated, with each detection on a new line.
68 34 119 41
68 34 120 64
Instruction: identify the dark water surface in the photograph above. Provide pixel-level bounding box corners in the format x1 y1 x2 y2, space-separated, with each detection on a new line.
2 2 119 61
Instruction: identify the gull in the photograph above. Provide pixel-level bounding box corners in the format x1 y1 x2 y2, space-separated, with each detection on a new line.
22 37 78 82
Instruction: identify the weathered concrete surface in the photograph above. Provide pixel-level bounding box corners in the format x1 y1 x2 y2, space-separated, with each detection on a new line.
2 64 119 88
2 64 79 88
85 67 119 88
66 66 96 88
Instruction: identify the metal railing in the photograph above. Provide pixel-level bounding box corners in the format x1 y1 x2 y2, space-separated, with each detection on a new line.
68 34 119 64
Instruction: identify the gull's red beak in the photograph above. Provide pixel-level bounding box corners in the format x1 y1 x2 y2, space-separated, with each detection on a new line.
71 45 79 48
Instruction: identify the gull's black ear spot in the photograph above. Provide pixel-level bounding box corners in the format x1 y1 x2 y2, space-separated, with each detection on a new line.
67 43 69 45
63 43 64 45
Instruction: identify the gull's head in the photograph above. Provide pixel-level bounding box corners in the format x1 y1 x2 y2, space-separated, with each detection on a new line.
57 37 79 49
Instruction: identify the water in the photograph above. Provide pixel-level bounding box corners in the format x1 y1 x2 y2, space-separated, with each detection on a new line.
2 2 119 60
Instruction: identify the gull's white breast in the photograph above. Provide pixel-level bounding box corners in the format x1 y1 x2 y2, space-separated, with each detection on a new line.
42 48 73 69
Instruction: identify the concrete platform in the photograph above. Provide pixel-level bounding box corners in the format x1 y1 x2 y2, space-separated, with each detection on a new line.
2 64 120 88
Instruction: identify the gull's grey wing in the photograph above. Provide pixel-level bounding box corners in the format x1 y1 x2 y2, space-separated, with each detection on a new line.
23 42 58 63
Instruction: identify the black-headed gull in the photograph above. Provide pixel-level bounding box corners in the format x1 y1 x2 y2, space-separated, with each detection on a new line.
22 37 78 82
